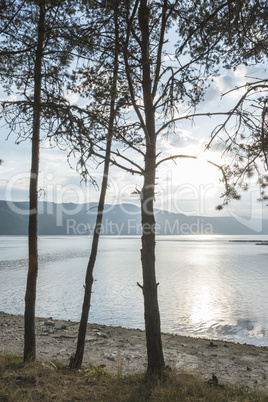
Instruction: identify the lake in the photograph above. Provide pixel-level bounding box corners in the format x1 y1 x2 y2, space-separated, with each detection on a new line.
0 235 268 346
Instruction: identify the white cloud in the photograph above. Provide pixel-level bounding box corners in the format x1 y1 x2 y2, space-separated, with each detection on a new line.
64 91 80 105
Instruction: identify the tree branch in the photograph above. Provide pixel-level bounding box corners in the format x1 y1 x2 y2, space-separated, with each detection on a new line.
176 0 232 55
95 143 144 173
152 0 168 100
205 82 268 151
156 154 197 168
156 111 233 136
91 148 144 176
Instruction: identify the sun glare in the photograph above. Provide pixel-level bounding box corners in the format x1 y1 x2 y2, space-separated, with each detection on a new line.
163 155 222 187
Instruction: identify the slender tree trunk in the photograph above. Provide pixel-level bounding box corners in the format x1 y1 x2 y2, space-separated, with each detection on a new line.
24 4 45 362
139 0 165 374
69 137 112 370
70 5 119 370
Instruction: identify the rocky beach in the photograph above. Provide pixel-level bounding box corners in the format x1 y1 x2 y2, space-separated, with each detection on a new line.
0 311 268 395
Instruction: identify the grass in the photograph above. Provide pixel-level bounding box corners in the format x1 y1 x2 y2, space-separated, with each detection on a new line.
0 354 267 401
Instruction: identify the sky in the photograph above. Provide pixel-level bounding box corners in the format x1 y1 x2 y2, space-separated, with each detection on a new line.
1 61 267 226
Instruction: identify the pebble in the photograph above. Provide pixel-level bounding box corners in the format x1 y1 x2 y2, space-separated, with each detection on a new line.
44 320 55 327
55 324 67 330
85 336 96 342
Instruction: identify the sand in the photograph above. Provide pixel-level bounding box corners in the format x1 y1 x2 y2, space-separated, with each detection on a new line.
0 311 268 394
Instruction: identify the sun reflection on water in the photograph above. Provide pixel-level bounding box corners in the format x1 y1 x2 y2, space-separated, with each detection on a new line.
157 239 248 339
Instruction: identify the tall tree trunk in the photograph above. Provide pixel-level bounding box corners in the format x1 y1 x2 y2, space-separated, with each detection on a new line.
70 5 119 370
140 154 165 374
69 137 112 370
139 0 165 374
24 3 45 362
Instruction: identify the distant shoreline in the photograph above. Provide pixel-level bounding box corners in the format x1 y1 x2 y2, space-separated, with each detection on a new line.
1 200 268 235
229 239 268 244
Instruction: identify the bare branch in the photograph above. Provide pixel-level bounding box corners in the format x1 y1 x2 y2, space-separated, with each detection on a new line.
117 133 145 157
91 148 144 176
156 153 197 168
206 81 268 151
156 112 233 136
95 143 144 173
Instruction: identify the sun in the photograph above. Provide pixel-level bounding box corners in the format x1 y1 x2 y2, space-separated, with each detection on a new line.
155 149 224 215
159 152 222 187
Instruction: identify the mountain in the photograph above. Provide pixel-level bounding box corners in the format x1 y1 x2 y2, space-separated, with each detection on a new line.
0 200 268 235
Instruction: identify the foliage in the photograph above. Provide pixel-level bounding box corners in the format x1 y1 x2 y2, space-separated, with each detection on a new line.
176 0 267 68
0 354 267 401
52 0 143 183
203 79 268 208
2 1 266 204
84 365 107 377
0 0 77 142
176 0 268 206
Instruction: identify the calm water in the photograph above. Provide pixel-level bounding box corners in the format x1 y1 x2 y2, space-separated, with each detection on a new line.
0 235 268 346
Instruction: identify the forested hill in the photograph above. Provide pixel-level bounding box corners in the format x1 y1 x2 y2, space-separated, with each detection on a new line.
0 200 268 236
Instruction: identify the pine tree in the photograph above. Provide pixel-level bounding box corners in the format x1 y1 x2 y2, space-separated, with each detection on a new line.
0 0 77 361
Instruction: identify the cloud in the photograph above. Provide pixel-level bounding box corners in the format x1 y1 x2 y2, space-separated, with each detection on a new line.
64 91 80 105
214 74 237 94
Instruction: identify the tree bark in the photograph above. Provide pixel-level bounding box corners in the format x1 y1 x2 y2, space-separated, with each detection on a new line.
70 4 119 370
140 152 165 374
139 0 165 374
24 3 45 362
